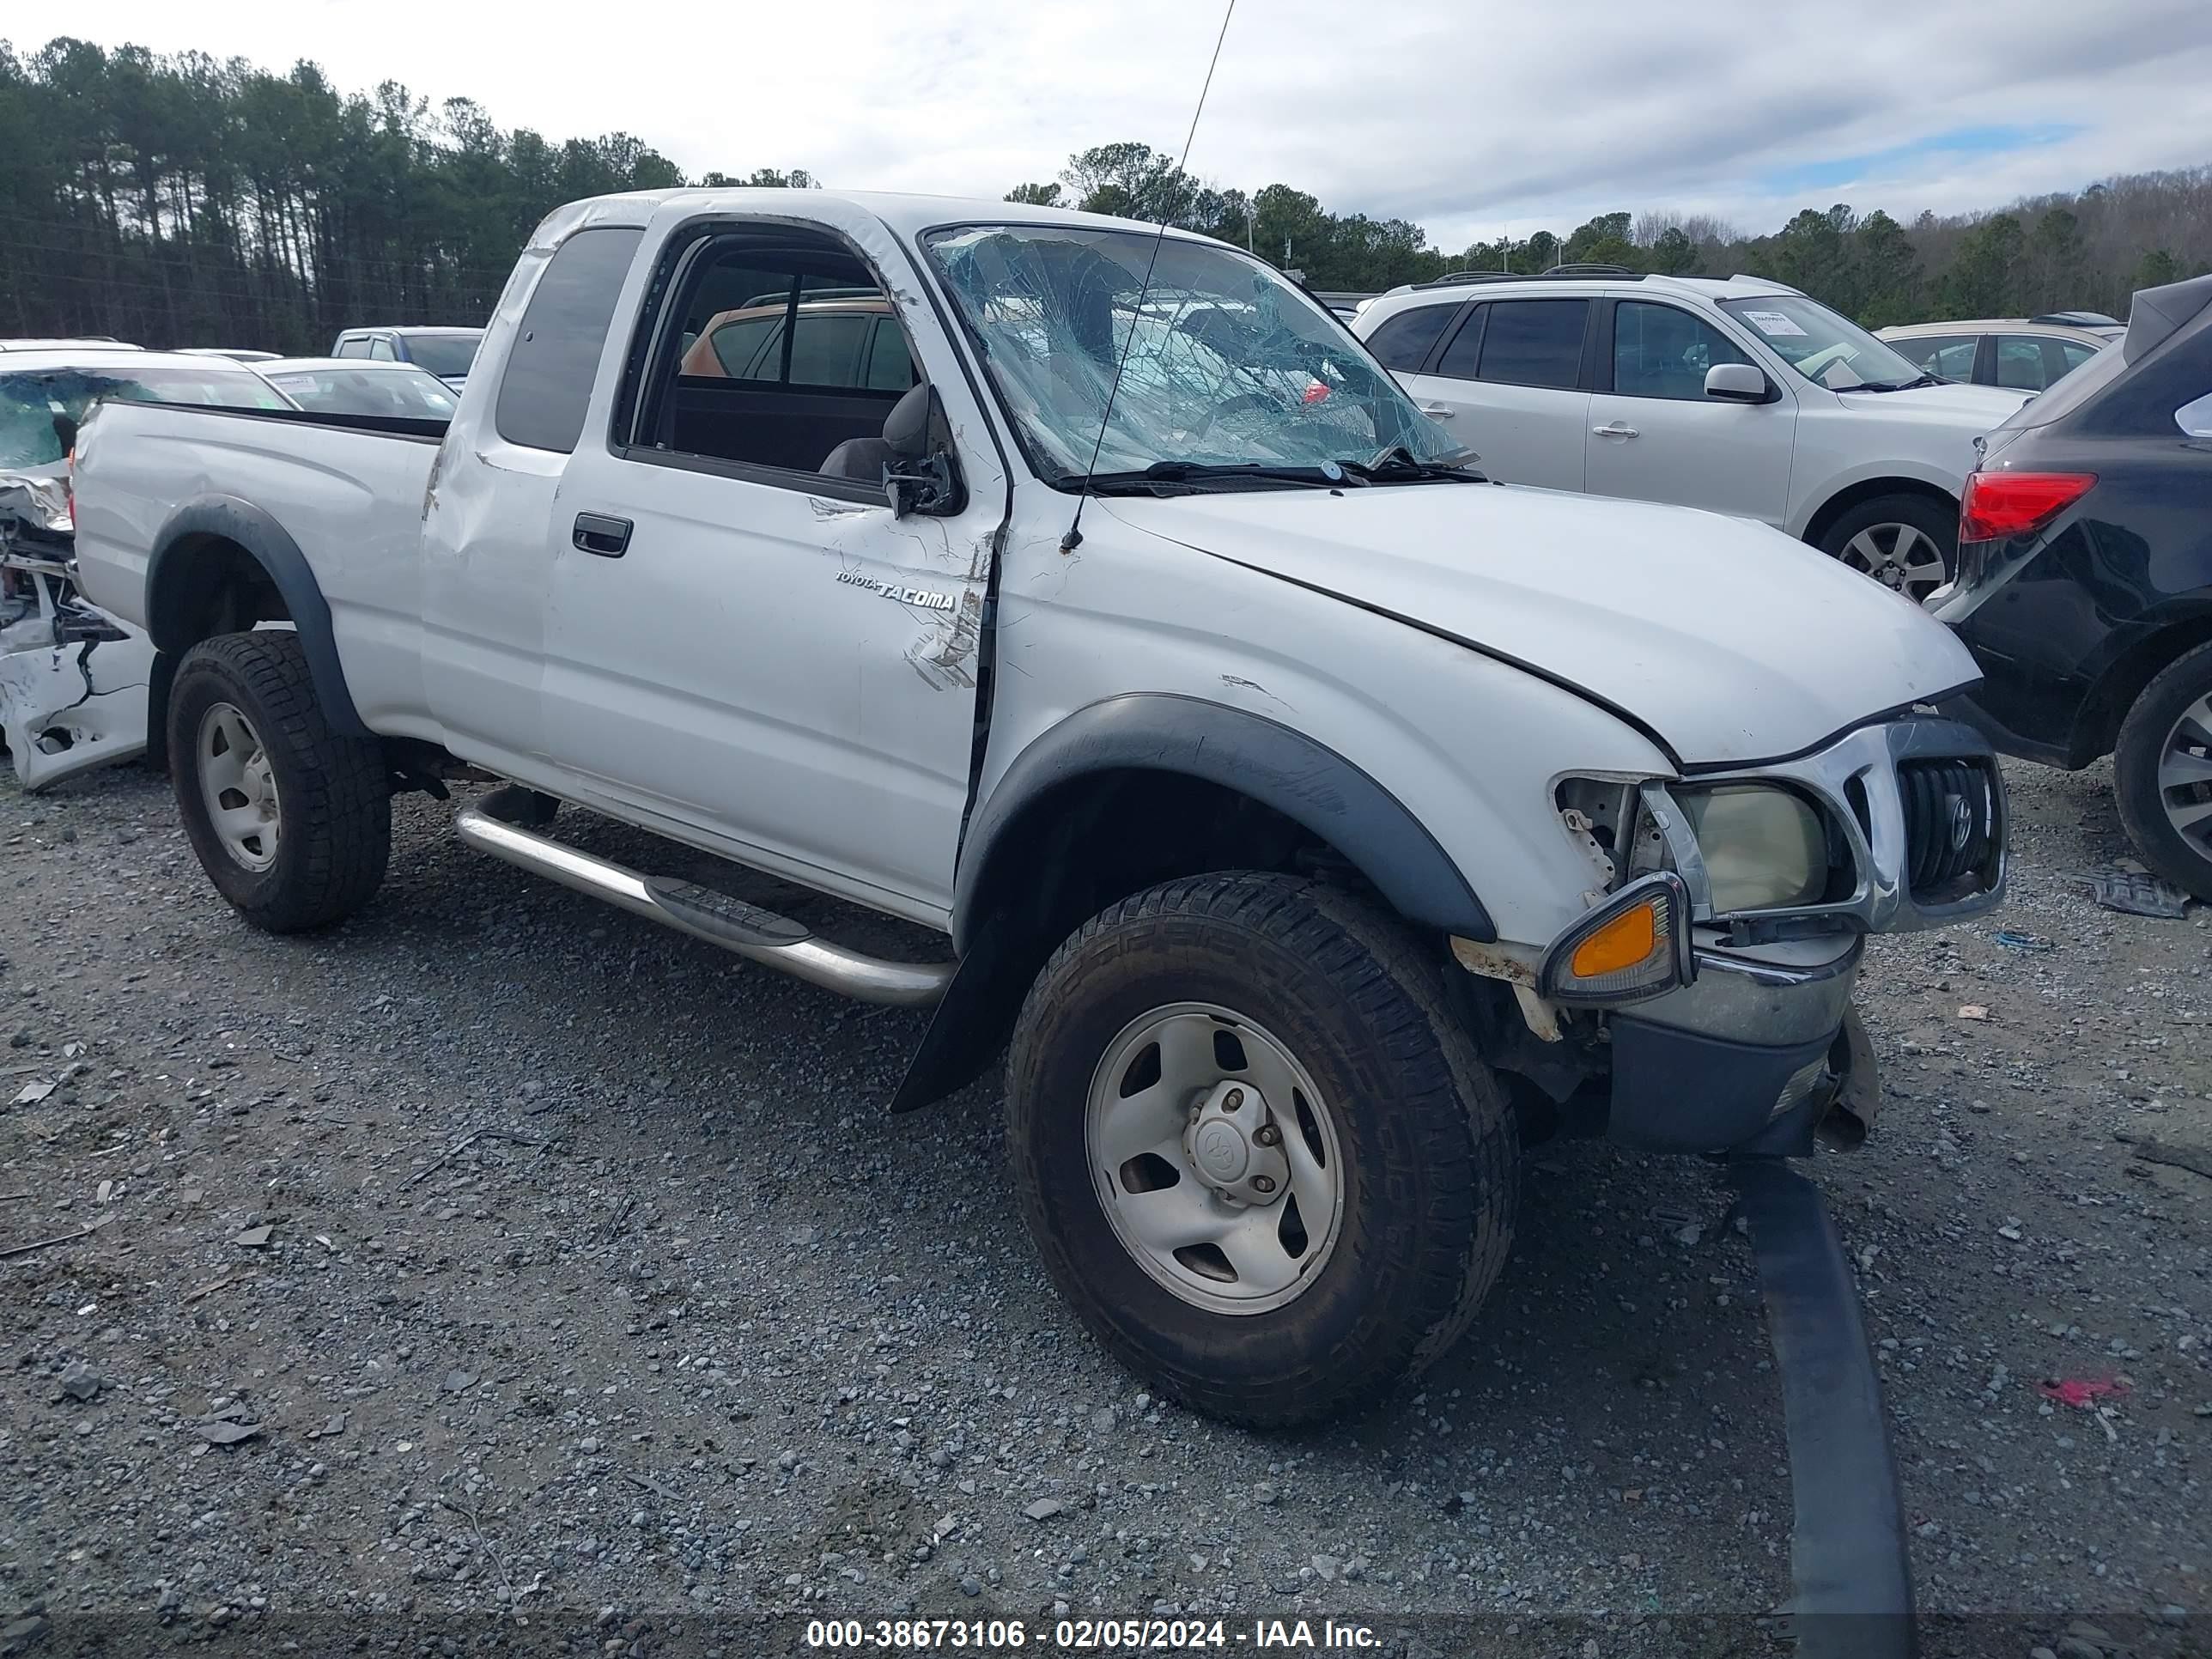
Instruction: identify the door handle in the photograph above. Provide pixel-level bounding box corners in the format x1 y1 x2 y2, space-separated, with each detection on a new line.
1419 404 1455 418
573 513 632 557
1592 422 1639 439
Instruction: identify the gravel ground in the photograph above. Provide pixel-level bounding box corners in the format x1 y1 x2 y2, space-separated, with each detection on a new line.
0 756 2204 1658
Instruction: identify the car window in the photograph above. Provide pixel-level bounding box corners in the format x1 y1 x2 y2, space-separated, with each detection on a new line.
2178 392 2212 437
1890 334 1978 381
786 313 871 386
333 337 368 359
1476 300 1588 390
926 222 1465 481
1718 295 1923 390
1 365 289 467
2056 340 2100 378
494 226 645 454
268 367 457 420
1433 305 1486 379
1995 337 2053 391
369 337 397 361
404 334 481 379
1364 303 1457 373
864 317 917 391
1611 302 1753 399
707 316 781 378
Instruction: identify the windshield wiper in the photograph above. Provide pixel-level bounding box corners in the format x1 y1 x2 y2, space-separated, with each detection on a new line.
1075 460 1364 495
1338 444 1486 483
1836 374 1942 393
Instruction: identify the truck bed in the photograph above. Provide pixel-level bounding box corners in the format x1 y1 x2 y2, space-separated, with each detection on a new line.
71 400 442 734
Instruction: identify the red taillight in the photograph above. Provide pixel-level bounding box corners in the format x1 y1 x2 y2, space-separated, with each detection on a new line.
1958 470 2095 543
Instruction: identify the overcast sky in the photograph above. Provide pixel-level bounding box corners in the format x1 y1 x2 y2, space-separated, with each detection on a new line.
10 0 2211 249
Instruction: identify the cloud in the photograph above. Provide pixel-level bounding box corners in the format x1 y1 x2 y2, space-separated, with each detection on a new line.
29 0 2212 252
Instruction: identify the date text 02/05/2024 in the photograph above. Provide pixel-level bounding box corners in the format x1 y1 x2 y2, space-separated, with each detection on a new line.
802 1617 1381 1650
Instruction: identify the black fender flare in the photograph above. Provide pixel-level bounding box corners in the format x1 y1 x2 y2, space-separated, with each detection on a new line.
145 495 370 738
951 691 1496 951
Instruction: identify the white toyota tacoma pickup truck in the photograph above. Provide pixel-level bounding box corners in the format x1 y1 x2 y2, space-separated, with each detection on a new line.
70 188 2008 1426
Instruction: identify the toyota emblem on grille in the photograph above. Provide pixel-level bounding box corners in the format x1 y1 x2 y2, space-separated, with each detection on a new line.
1946 793 1973 852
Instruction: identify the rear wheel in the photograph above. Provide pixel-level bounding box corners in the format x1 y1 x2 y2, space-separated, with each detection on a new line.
2115 641 2212 900
1816 493 1955 604
1005 872 1517 1428
169 631 391 932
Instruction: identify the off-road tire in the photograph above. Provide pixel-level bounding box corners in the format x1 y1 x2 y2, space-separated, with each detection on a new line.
1005 872 1518 1428
169 630 391 932
2115 640 2212 901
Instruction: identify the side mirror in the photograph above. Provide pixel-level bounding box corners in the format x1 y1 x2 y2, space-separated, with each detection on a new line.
1705 363 1772 404
883 384 967 519
884 452 957 519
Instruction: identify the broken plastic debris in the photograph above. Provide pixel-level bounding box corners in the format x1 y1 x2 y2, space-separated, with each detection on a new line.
1993 930 2056 952
1958 1005 1990 1021
2072 866 2190 919
231 1225 273 1249
11 1080 54 1106
2040 1377 2130 1409
193 1419 261 1446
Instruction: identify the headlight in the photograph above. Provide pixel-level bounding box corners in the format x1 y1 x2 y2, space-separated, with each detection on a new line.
1677 785 1828 913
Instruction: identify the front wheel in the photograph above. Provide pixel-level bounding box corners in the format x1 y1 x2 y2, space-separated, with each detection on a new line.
169 631 392 933
1816 492 1956 605
1005 872 1517 1428
2115 641 2212 901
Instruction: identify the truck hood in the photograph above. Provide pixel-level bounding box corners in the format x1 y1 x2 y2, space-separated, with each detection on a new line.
1102 482 1982 768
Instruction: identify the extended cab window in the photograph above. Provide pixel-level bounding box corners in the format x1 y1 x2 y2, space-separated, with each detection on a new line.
1476 300 1587 390
627 231 922 483
494 226 645 453
1364 304 1456 372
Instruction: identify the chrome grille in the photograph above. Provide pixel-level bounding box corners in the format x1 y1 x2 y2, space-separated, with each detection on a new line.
1899 757 1998 903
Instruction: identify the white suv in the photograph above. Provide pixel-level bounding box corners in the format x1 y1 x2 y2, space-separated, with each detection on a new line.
1354 268 2031 602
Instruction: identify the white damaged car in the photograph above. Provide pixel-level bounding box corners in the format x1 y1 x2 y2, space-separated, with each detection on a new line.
1 348 293 788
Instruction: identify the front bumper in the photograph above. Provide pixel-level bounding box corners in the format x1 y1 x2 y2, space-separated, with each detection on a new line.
1607 936 1867 1153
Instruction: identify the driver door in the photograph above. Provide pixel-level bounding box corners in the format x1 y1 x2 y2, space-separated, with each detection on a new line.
540 208 1009 917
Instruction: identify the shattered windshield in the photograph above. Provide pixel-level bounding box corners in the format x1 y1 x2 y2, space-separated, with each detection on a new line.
1 366 290 468
924 224 1468 485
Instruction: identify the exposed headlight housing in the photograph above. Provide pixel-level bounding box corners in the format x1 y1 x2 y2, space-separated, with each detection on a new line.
1675 784 1830 914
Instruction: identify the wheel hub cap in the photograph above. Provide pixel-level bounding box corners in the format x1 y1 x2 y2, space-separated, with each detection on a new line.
1085 1002 1345 1316
1841 521 1948 604
1183 1082 1290 1206
2157 692 2212 851
197 702 282 872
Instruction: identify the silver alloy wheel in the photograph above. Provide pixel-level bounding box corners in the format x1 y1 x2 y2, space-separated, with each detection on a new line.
197 701 282 872
1839 521 1948 602
1085 1002 1345 1316
2156 690 2212 854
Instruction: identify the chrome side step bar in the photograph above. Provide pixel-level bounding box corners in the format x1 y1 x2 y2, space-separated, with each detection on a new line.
455 790 954 1008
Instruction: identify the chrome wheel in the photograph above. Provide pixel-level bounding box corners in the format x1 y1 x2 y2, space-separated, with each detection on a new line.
2157 691 2212 854
1085 1001 1344 1316
196 702 282 872
1840 521 1949 602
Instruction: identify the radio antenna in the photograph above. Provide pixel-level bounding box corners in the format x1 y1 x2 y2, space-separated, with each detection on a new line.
1060 0 1237 555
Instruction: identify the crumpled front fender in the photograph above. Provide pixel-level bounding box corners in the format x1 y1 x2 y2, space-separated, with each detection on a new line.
1 585 154 791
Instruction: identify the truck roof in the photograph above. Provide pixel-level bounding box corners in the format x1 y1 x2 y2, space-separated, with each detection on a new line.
527 185 1214 250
